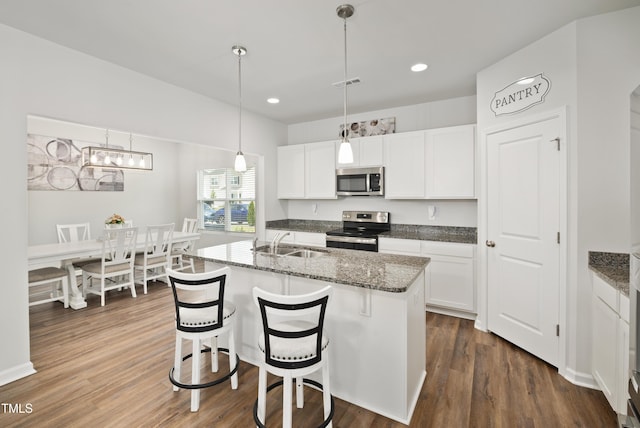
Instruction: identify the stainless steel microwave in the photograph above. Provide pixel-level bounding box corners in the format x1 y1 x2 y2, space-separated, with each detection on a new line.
336 166 384 196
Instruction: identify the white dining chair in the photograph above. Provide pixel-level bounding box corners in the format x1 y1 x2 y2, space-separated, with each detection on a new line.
56 222 95 280
134 223 175 294
171 218 198 273
82 226 138 307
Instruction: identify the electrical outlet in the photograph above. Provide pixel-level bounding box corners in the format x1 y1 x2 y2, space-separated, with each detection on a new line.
428 205 437 220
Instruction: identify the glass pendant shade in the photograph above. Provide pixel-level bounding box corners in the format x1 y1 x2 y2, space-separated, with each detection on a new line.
338 140 354 164
234 151 247 172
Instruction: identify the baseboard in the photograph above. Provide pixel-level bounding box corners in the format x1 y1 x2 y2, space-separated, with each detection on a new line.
426 306 477 321
563 366 598 389
0 362 36 386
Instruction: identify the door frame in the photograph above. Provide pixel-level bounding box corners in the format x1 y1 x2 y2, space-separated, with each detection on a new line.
477 106 568 377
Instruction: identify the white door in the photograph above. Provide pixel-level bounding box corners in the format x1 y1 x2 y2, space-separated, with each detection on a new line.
486 115 561 367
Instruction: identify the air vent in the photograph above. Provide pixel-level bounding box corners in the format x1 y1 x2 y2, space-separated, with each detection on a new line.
332 77 361 88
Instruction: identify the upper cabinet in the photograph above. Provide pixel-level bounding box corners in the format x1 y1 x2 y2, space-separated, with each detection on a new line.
425 125 476 198
305 141 337 199
279 124 476 200
384 131 427 198
277 142 337 199
335 136 384 168
277 145 305 198
384 124 476 200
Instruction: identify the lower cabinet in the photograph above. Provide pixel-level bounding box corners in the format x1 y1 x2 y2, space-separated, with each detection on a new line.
591 272 630 414
265 229 325 247
379 237 476 320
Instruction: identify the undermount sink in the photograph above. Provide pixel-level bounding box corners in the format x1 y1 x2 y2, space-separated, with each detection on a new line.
286 249 327 258
253 245 326 258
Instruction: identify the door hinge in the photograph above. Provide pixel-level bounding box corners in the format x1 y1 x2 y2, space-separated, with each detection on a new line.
556 324 560 336
551 137 560 151
557 232 560 244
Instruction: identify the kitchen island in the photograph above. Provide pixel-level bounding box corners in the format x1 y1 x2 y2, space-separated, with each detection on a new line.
193 240 429 425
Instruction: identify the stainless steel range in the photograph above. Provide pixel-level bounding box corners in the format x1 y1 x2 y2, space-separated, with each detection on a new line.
325 210 390 252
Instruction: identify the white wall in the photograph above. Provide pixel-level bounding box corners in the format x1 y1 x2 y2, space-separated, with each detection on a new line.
286 96 478 226
476 6 640 383
0 24 286 385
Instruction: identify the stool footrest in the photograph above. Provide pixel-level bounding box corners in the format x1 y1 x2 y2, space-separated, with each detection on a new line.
169 347 239 390
252 378 335 428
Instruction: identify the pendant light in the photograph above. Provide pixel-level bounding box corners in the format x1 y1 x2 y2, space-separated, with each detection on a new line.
82 129 153 170
233 45 247 172
337 4 354 165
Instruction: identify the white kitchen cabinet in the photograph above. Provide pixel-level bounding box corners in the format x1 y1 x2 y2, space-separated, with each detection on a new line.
383 131 426 199
277 145 305 198
265 229 325 247
425 124 476 198
277 142 336 199
335 136 384 167
305 140 337 198
591 272 630 414
378 237 476 320
421 241 475 315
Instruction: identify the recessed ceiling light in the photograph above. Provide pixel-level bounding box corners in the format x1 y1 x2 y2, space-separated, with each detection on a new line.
411 63 428 72
267 97 280 104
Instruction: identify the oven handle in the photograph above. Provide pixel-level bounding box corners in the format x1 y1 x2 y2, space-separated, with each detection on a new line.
325 235 377 245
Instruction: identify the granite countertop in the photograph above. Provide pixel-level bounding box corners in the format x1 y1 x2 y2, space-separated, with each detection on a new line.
193 240 430 293
266 219 477 245
588 251 629 297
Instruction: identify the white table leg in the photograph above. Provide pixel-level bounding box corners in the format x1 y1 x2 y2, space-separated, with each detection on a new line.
64 262 87 309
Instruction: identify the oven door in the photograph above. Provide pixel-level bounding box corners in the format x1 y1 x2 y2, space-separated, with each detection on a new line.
325 235 378 252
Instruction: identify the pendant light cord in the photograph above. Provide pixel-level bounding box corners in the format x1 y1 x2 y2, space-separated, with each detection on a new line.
238 49 242 154
342 17 348 141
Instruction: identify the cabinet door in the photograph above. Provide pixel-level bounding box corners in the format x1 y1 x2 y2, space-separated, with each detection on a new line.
592 293 619 410
359 136 384 166
424 254 475 312
425 124 476 198
618 318 630 413
277 145 305 199
384 131 426 199
305 141 336 199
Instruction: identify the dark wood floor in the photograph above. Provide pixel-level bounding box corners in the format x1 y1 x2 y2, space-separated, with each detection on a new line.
1 278 617 427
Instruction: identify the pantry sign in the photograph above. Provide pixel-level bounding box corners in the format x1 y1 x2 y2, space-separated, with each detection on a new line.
490 73 551 116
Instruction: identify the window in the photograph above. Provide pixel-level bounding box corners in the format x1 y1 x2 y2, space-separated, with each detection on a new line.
197 167 256 233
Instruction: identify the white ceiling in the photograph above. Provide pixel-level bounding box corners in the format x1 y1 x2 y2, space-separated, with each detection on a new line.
1 0 639 124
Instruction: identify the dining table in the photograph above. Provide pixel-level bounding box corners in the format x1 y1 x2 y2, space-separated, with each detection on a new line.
27 230 201 309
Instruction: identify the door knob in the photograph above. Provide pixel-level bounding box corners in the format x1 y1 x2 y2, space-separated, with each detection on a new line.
486 240 496 247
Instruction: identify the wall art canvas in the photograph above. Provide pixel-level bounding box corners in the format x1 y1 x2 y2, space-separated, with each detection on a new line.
339 117 396 138
27 134 124 191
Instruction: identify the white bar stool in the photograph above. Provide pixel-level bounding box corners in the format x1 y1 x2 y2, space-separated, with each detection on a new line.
168 267 239 412
252 285 334 428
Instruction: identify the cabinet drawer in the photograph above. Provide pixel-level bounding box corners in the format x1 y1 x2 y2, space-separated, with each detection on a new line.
421 241 474 258
378 238 422 255
592 273 619 312
294 232 326 247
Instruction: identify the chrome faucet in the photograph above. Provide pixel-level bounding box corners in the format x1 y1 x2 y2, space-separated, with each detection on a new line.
252 236 258 253
271 231 290 254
